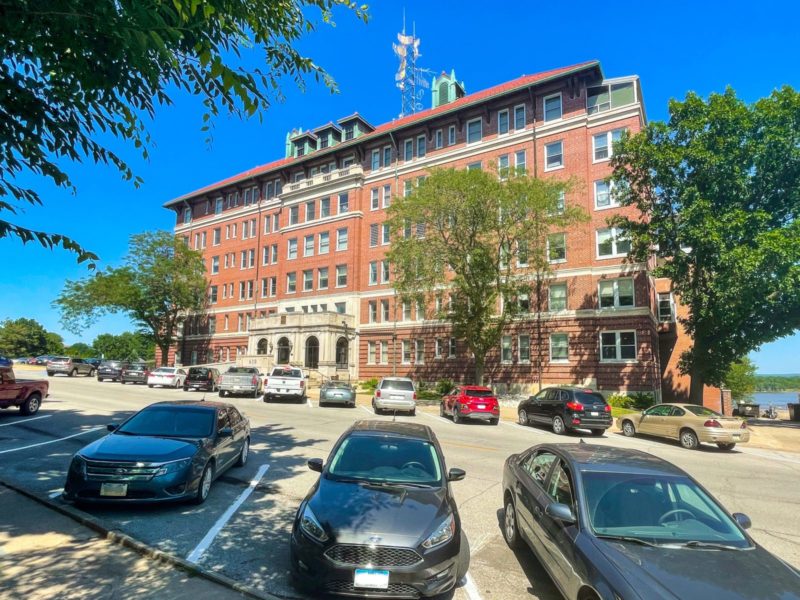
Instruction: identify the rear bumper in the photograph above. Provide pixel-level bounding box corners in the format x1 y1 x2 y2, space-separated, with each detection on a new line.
374 398 415 412
568 414 613 429
186 381 215 390
698 428 750 444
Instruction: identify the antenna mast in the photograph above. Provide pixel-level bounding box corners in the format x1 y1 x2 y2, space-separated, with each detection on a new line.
393 17 431 117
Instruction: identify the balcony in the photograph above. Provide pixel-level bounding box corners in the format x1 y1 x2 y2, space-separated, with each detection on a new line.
282 165 364 199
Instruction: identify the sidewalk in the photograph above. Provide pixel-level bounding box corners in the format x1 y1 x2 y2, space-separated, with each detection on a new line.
0 486 248 600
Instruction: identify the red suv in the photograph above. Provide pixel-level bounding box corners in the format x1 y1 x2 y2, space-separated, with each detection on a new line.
441 385 500 425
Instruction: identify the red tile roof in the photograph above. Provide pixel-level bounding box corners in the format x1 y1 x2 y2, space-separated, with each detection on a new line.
165 60 600 207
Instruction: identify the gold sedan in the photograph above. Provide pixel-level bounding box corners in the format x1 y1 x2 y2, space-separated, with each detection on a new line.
617 403 749 450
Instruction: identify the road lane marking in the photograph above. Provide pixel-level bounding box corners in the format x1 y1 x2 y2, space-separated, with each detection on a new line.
186 463 270 563
417 410 455 426
307 398 313 408
0 427 105 454
360 406 374 415
0 414 53 427
462 573 483 600
49 490 62 499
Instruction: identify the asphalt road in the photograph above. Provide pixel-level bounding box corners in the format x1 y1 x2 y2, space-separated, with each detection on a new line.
1 371 798 600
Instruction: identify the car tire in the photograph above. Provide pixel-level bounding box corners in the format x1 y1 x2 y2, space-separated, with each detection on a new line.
192 463 214 505
590 429 605 437
410 407 416 416
88 369 96 377
439 403 445 417
552 415 566 435
235 438 250 467
490 418 499 426
148 384 153 388
47 371 53 377
20 393 41 416
69 369 76 377
680 429 700 450
456 530 470 583
503 497 522 549
453 407 462 424
717 442 736 451
518 409 528 426
219 390 226 397
621 420 636 437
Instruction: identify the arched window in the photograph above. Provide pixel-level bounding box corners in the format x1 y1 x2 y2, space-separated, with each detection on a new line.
257 339 269 355
438 81 449 104
305 336 319 369
277 337 291 364
336 337 349 369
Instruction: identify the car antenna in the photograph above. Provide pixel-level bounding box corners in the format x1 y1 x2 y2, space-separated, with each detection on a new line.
393 409 397 422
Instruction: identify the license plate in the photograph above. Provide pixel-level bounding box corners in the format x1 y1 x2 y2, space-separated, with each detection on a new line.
391 395 403 400
353 569 390 590
477 404 486 409
590 411 599 416
100 483 127 497
733 434 741 439
234 385 241 390
334 393 343 398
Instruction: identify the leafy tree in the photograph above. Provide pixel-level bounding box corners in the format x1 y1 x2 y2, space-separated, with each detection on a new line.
93 332 155 361
610 87 800 403
0 318 52 356
64 342 94 358
44 331 65 355
724 357 757 402
0 1 368 265
55 231 207 366
754 374 800 392
387 167 586 384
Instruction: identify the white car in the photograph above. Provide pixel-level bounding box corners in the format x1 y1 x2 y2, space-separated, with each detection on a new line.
147 367 187 388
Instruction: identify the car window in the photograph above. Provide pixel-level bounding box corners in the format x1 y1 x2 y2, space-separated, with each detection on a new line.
227 407 242 426
381 379 414 391
547 462 575 509
521 451 557 486
670 407 686 417
217 409 230 432
544 389 558 402
327 434 442 485
644 405 672 416
575 391 607 405
464 389 494 397
559 390 571 403
684 405 722 417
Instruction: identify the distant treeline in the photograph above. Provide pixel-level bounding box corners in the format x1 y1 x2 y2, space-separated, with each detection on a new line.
755 375 800 391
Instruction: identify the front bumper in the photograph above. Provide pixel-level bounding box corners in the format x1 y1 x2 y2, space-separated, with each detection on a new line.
698 428 750 444
98 371 122 379
290 529 461 598
63 466 198 503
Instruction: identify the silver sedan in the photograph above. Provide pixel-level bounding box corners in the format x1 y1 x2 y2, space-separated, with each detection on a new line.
318 381 356 408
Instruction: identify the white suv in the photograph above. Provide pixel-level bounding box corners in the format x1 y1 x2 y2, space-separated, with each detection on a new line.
372 377 416 415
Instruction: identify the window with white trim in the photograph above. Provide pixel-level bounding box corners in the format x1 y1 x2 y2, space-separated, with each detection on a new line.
599 278 634 309
215 198 223 214
306 200 316 221
270 244 278 263
320 197 330 218
381 260 390 283
415 339 425 364
318 231 329 254
381 224 390 245
594 180 618 209
383 146 392 167
371 188 379 210
466 118 482 144
417 135 426 158
593 128 625 161
211 256 219 274
658 292 675 322
335 264 347 287
380 341 389 365
369 224 379 247
287 238 297 260
336 227 348 251
367 341 376 364
547 233 567 263
368 261 378 285
318 267 328 290
368 301 377 323
401 340 411 364
212 228 221 246
513 104 526 130
597 227 631 258
501 336 513 363
550 333 569 362
183 207 192 224
435 339 443 359
404 139 413 161
549 283 567 311
498 154 509 179
435 129 443 149
402 301 411 321
338 192 349 214
600 330 637 361
382 184 392 208
381 300 390 322
289 206 299 225
515 150 526 174
303 269 313 292
200 231 206 248
545 140 563 170
371 149 380 171
448 338 457 358
304 235 314 257
497 109 509 135
544 93 562 122
448 125 456 145
286 272 296 294
519 335 531 363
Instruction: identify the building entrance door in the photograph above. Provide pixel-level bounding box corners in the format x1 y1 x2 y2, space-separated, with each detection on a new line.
305 336 319 369
277 337 291 364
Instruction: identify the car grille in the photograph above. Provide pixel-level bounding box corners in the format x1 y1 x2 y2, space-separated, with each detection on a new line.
84 459 161 481
325 580 419 598
324 544 422 568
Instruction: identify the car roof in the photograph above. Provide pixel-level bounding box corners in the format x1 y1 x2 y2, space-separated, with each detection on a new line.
537 443 687 477
148 400 230 411
380 376 413 381
460 385 493 391
350 419 434 441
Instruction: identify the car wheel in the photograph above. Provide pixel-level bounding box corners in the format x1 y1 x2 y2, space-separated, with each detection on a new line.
439 403 445 417
97 377 103 381
148 384 153 388
46 371 53 377
621 420 636 437
235 438 250 467
552 415 566 435
410 407 416 416
503 497 522 549
453 407 462 424
20 393 41 416
88 369 96 377
717 442 736 451
69 369 76 377
490 418 499 426
680 429 700 450
456 530 470 583
590 429 605 437
192 463 214 505
518 409 528 426
219 390 226 397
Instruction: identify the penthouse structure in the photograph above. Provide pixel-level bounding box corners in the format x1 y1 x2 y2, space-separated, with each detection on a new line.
165 60 697 401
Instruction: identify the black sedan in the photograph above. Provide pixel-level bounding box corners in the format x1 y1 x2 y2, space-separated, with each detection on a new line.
502 443 800 600
63 401 250 504
120 363 150 384
319 380 357 407
290 420 469 598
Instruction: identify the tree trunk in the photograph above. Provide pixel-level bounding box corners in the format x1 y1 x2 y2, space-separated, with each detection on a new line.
158 343 171 367
688 366 705 405
474 354 485 386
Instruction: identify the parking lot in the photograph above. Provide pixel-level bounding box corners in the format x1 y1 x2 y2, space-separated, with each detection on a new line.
1 370 799 600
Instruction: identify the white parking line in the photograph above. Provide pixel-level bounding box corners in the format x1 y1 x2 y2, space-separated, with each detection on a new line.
186 463 270 564
359 406 374 415
48 490 62 499
0 427 105 454
307 398 313 408
462 573 483 600
0 414 53 427
417 410 455 426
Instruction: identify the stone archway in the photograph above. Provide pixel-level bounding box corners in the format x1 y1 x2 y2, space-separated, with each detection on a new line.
335 337 349 369
257 338 269 355
305 336 319 369
277 337 291 364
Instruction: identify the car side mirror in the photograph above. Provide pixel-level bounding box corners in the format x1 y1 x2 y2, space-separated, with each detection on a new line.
545 502 576 525
107 423 117 432
308 458 323 473
447 468 466 482
218 427 233 438
733 512 751 530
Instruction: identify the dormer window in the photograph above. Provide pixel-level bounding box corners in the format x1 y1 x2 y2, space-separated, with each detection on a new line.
183 207 192 224
344 125 354 140
320 135 329 149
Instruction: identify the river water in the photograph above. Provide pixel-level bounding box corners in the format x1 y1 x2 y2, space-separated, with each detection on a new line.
752 391 799 409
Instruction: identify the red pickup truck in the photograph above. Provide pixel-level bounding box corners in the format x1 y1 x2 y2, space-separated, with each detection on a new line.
0 366 48 415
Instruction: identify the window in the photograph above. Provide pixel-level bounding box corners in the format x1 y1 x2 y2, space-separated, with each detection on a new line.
501 336 513 363
467 161 481 171
547 333 568 362
435 129 443 149
209 285 218 304
549 283 567 311
249 219 256 238
200 231 207 248
371 188 380 210
381 223 390 245
547 233 567 263
336 265 347 287
338 192 349 214
600 331 637 361
263 216 270 235
545 140 563 170
306 200 316 221
368 301 377 323
215 198 223 214
244 188 252 204
371 149 380 171
402 302 411 321
448 338 457 358
367 341 376 365
498 109 509 135
403 180 413 197
289 206 299 225
402 340 411 364
304 235 314 257
594 180 618 209
341 155 354 168
344 125 354 140
303 270 313 292
514 104 526 130
519 335 531 363
183 207 192 224
336 227 348 251
287 238 298 260
415 339 425 364
210 228 220 246
369 261 378 285
404 139 413 161
319 135 329 149
498 154 509 179
381 300 390 321
658 292 675 322
383 145 392 167
587 82 636 115
270 244 278 263
246 280 254 299
211 256 219 274
515 150 526 174
380 341 389 364
261 278 268 298
448 125 456 145
318 267 329 290
320 197 330 218
286 272 296 294
597 227 631 258
382 184 392 208
544 93 562 121
599 278 635 309
435 339 443 359
593 129 624 161
272 213 279 230
239 250 246 269
381 260 390 283
318 231 330 254
241 221 248 240
248 249 255 268
552 190 566 215
417 135 426 158
466 118 482 144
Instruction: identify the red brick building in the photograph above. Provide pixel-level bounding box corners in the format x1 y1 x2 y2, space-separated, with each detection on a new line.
164 59 708 401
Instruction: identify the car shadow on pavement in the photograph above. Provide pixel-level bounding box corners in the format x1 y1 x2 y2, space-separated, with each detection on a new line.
609 431 746 453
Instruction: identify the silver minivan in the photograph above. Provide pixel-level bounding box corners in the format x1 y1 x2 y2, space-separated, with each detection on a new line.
372 377 416 415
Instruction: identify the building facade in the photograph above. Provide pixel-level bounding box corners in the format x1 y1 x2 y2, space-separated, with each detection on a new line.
165 60 684 398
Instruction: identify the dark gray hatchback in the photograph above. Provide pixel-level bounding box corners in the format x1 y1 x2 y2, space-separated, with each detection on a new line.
502 444 800 600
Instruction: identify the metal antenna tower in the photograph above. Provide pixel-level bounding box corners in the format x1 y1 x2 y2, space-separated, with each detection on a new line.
393 17 432 117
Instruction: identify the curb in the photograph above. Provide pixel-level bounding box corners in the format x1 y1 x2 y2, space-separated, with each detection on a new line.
0 479 283 600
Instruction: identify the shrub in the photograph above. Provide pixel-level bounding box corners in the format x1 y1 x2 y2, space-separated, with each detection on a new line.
435 378 455 396
607 393 634 409
628 391 655 410
359 377 379 394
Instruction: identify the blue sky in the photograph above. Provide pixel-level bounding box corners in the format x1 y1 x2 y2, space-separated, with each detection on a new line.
1 0 798 373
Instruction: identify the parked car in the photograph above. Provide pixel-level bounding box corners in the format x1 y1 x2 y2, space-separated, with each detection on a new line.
97 360 130 382
120 363 150 385
441 385 500 425
618 403 750 450
318 380 356 408
0 356 12 368
184 366 221 392
46 356 96 377
372 377 416 415
517 387 612 436
502 443 800 600
63 400 250 504
12 357 32 365
263 365 306 403
0 365 49 415
84 358 103 369
32 355 53 365
147 367 187 388
219 367 263 398
290 420 469 598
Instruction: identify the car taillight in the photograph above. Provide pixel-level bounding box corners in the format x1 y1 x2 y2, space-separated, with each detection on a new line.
300 380 305 389
740 421 747 429
412 392 417 400
263 378 268 386
604 404 611 413
376 389 381 398
252 376 258 385
703 419 722 428
566 401 584 411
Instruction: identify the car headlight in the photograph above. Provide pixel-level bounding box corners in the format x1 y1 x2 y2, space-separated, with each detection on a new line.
155 458 192 476
70 455 86 476
422 514 455 549
299 504 328 542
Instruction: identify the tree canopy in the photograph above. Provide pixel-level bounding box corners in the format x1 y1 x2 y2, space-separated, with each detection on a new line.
610 87 800 403
0 318 64 356
92 331 155 361
723 357 757 402
55 230 207 365
0 0 368 264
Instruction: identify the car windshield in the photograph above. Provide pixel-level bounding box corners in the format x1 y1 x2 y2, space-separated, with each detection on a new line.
117 406 214 438
684 405 722 417
325 381 351 389
153 368 175 374
51 356 70 362
228 367 257 374
583 472 750 548
381 379 414 391
464 389 494 397
272 368 301 377
576 391 607 405
101 361 123 367
189 368 210 377
327 435 442 486
128 364 147 371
